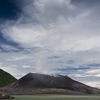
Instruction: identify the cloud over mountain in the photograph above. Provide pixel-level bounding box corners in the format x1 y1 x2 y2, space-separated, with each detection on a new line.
0 0 100 88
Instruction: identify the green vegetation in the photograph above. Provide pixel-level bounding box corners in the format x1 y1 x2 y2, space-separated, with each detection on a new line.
13 95 100 100
0 69 17 87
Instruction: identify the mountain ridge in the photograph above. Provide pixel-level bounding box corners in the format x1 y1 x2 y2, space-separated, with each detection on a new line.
0 69 17 87
3 72 100 95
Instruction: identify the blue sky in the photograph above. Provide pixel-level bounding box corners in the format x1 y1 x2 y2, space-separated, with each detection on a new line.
0 0 100 88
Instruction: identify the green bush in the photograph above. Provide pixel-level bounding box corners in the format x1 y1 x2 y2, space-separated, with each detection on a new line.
0 69 17 87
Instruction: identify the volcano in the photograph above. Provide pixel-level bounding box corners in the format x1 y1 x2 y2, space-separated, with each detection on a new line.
5 73 100 94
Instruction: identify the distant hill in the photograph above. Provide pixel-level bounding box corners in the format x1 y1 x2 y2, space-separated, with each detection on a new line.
0 69 17 87
5 73 100 94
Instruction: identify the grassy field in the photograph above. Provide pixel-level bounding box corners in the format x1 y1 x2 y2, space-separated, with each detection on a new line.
11 94 100 100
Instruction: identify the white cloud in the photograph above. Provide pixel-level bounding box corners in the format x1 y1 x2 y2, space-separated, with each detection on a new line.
69 74 90 77
86 69 100 75
0 0 100 88
3 8 97 51
0 44 19 51
95 74 100 77
22 65 31 68
3 25 48 48
84 82 100 88
74 36 100 51
7 56 28 61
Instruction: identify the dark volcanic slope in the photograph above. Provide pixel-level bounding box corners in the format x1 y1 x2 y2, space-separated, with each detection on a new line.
0 69 17 87
10 73 100 94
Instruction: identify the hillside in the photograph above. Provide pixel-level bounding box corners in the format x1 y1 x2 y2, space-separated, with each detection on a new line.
4 73 100 95
0 69 17 87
